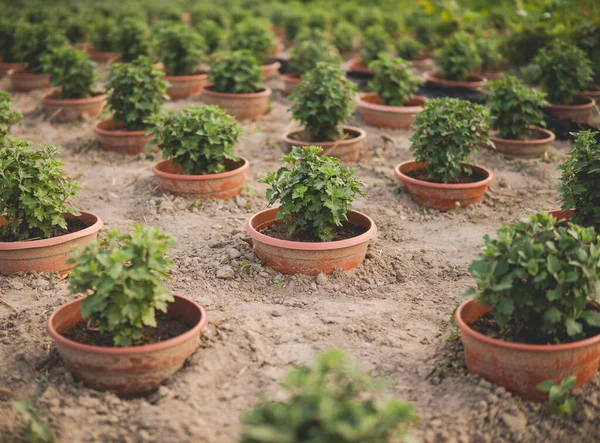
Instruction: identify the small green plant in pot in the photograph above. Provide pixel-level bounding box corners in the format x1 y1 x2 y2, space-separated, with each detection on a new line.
284 38 342 95
0 19 22 73
429 32 483 88
395 36 427 61
0 91 22 139
114 17 151 63
474 36 503 78
89 17 118 63
195 19 225 55
229 18 278 66
333 21 359 56
356 25 391 71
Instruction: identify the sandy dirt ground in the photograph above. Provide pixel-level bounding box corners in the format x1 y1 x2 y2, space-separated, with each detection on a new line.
1 71 600 443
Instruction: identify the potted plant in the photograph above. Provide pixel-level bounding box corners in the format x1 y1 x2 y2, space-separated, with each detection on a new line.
395 36 432 73
89 17 119 64
247 146 376 275
195 19 225 55
474 36 504 80
0 139 102 275
357 55 425 129
285 63 363 162
281 8 306 46
456 213 600 401
149 104 249 199
532 40 594 124
573 22 600 101
94 56 167 155
0 91 22 140
333 21 359 60
347 25 391 74
39 46 106 122
153 24 207 100
426 32 484 89
0 19 26 77
486 75 555 158
46 225 207 393
114 16 151 63
394 98 493 210
240 350 414 441
202 50 271 120
65 14 91 50
229 18 280 79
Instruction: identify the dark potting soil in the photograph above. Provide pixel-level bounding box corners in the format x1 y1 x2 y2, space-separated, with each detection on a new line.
0 219 89 243
62 312 192 347
288 128 359 144
405 168 486 184
259 218 368 243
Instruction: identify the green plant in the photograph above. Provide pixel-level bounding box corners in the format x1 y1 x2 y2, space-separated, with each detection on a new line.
190 5 228 28
40 46 97 99
240 349 414 442
208 50 263 94
106 56 168 131
395 36 426 61
289 39 341 76
281 7 306 41
0 91 22 139
153 24 206 76
502 23 555 68
410 98 491 183
475 37 502 73
260 146 366 242
149 105 242 175
536 376 577 416
13 22 67 74
486 76 547 140
333 21 359 54
196 19 225 55
574 21 600 85
65 14 90 44
409 15 440 48
436 32 480 81
289 63 356 142
12 402 55 443
229 19 277 64
361 25 391 64
0 19 19 62
67 225 175 347
558 130 600 231
0 139 80 241
532 40 593 105
306 7 332 31
114 17 151 63
369 56 422 106
464 213 600 344
90 17 117 52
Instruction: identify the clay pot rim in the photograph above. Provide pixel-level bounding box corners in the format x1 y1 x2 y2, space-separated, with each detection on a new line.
47 294 208 354
544 95 595 110
0 61 26 69
0 211 103 251
262 60 281 69
94 120 149 137
456 298 600 351
394 160 494 190
344 57 373 74
42 92 107 106
548 209 573 220
152 157 249 181
246 207 377 251
425 72 486 88
281 73 301 82
8 71 50 79
164 73 208 81
490 126 555 144
356 92 427 114
202 85 272 98
282 125 366 147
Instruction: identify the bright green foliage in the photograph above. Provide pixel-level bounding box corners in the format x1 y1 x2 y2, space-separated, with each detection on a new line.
532 40 593 105
90 18 117 52
306 8 332 31
67 225 175 347
149 105 242 175
486 76 547 140
106 56 168 131
410 98 491 183
361 25 391 64
558 130 600 231
229 19 277 64
0 139 80 241
436 32 480 81
13 22 67 74
0 91 22 139
464 213 600 344
260 146 366 242
190 5 228 28
295 28 329 45
383 14 402 36
40 46 97 99
409 15 440 48
115 17 151 63
502 23 555 68
196 19 225 55
369 56 422 106
536 376 577 416
12 402 55 443
289 63 356 142
356 9 384 29
289 39 341 75
281 8 306 41
65 14 90 44
153 24 206 76
0 19 19 62
240 349 414 442
333 21 359 54
395 37 425 61
475 37 502 73
574 21 600 84
208 50 263 94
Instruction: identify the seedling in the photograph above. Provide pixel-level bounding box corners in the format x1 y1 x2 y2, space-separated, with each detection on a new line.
536 376 577 416
12 402 55 443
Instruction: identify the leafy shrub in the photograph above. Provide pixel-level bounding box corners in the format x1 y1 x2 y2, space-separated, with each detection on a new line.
369 56 422 106
295 27 329 44
153 24 206 76
435 32 480 81
558 130 600 231
475 37 502 73
532 40 593 105
208 50 263 94
106 56 168 130
289 39 341 75
361 25 391 64
229 18 277 65
114 17 151 63
240 349 414 442
67 225 175 347
410 98 491 183
90 18 117 52
409 15 440 48
289 63 357 142
281 7 306 41
0 91 22 138
260 146 366 241
464 213 600 344
306 8 332 31
356 9 384 29
502 23 555 68
65 14 90 44
333 21 359 54
0 139 80 241
190 5 228 28
149 105 242 175
574 21 600 84
395 37 425 61
0 19 19 62
13 22 67 74
486 75 547 140
40 46 97 99
384 14 402 36
196 19 225 55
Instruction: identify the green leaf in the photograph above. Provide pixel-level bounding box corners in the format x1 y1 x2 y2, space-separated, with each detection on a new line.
536 380 555 392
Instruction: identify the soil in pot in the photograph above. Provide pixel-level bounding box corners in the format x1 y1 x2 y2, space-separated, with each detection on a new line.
0 218 88 243
259 218 368 243
405 167 487 184
283 126 366 163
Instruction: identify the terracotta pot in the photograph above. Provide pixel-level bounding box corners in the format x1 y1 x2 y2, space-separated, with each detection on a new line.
281 72 301 96
246 208 377 275
9 71 51 92
481 71 504 80
152 158 249 199
282 125 366 163
490 126 555 158
201 86 271 120
89 50 119 64
410 55 434 73
42 93 107 122
164 73 207 100
456 298 600 401
0 211 103 275
47 294 207 393
0 61 26 78
581 85 600 101
394 160 493 211
344 57 372 75
425 72 486 90
544 95 596 124
262 60 281 79
94 120 153 155
548 209 573 221
356 92 426 129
